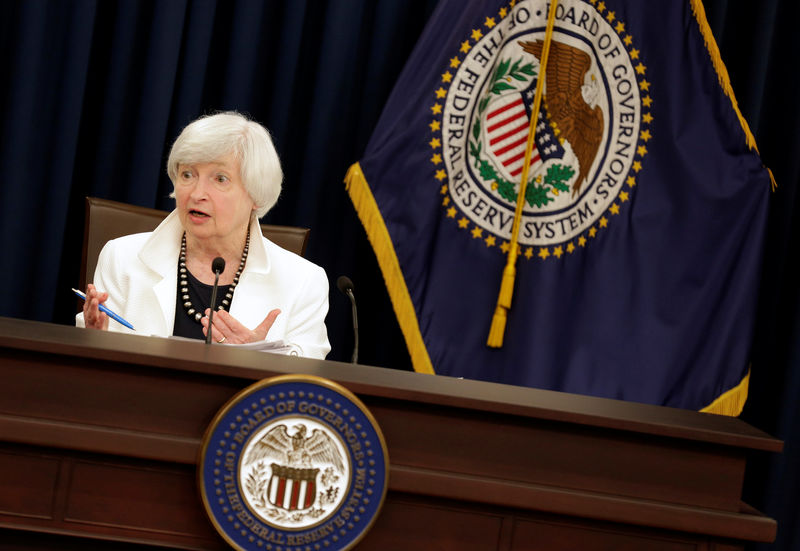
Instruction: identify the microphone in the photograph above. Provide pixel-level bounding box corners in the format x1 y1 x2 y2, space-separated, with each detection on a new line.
337 275 358 364
206 257 226 344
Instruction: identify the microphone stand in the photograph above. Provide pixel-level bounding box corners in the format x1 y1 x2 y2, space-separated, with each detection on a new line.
337 276 359 363
206 257 225 345
206 271 221 344
345 288 358 364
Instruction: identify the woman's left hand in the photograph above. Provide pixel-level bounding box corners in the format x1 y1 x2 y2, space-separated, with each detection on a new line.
201 308 281 344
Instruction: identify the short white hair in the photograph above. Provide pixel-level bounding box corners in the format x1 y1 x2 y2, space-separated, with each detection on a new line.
167 111 282 218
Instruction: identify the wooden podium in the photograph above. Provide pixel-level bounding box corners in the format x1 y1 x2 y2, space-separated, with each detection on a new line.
0 317 781 550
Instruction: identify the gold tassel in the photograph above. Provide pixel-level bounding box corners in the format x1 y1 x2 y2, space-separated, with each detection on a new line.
487 0 559 348
487 306 507 347
344 163 435 374
700 369 750 417
497 264 516 309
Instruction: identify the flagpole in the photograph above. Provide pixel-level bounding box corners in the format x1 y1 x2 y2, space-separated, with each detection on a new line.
487 0 559 348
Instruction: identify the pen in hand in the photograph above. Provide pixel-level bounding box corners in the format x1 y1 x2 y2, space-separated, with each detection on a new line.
72 288 135 330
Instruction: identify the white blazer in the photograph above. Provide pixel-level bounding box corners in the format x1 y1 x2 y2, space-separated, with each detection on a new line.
76 210 331 359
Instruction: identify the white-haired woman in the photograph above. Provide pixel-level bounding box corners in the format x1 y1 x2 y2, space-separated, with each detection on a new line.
78 112 330 359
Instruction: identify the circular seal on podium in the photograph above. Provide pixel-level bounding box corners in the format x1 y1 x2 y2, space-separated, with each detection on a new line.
198 374 389 551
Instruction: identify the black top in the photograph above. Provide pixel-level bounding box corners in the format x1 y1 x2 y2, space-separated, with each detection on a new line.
173 270 232 340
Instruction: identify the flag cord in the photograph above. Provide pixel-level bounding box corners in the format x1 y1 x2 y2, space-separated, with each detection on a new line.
487 0 559 348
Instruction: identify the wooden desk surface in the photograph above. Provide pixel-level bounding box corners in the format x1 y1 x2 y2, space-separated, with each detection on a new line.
0 317 782 549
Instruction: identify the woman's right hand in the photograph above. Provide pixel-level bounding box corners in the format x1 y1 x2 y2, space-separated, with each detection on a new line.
83 284 110 330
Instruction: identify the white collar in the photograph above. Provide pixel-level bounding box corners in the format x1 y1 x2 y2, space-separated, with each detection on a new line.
138 210 271 276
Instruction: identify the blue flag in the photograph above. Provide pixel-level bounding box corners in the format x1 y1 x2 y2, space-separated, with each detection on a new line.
345 0 771 415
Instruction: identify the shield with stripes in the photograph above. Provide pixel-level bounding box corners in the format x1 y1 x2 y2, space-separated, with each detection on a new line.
267 464 319 511
482 78 564 185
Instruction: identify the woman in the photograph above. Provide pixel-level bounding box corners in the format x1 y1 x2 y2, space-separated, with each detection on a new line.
77 112 330 359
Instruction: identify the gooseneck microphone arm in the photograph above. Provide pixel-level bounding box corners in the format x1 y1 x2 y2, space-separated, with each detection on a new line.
206 257 226 345
337 276 359 364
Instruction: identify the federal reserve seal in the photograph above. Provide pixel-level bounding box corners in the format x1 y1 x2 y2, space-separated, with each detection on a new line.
433 0 652 259
198 375 389 551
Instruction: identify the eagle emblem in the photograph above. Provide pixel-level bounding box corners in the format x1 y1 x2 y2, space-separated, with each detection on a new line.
199 374 388 549
435 1 647 251
244 423 345 512
518 39 605 196
246 423 345 471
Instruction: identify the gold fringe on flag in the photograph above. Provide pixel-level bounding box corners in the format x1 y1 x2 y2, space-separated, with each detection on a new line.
700 368 750 417
690 0 776 192
692 0 768 416
344 163 435 375
487 0 559 348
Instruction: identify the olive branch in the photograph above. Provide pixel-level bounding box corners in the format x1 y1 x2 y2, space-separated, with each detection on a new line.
525 164 576 207
478 57 536 113
245 462 269 509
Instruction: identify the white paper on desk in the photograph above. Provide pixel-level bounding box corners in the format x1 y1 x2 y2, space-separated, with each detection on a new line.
224 339 294 355
162 335 295 355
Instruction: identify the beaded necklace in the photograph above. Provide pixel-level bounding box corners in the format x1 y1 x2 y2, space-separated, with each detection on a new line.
179 228 250 323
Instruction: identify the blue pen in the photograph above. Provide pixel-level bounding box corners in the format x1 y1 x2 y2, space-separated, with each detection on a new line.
72 288 136 330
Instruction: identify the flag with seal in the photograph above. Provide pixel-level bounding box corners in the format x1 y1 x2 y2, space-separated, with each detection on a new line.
345 0 771 415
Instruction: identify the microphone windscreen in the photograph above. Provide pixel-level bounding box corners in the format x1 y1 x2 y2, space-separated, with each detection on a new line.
337 275 354 294
212 257 226 274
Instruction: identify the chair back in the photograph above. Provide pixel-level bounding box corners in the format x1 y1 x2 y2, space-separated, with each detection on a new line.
79 197 310 291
